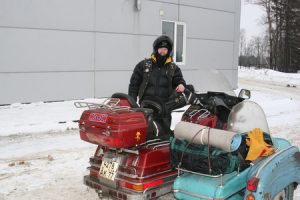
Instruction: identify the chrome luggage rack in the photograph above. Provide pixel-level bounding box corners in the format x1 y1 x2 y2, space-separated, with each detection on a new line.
177 167 226 187
176 165 243 187
74 97 130 112
188 108 211 119
176 168 223 178
108 138 169 155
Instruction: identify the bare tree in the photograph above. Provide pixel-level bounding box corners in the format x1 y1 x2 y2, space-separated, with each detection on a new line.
246 0 300 72
240 29 247 56
247 0 274 68
251 36 264 67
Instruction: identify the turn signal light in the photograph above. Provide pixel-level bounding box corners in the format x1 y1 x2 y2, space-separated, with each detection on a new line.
246 194 255 200
247 177 259 192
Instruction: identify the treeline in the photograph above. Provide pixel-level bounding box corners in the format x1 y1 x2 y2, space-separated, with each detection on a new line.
239 0 300 72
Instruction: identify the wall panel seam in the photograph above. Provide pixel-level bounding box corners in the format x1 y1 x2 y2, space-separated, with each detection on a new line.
0 26 159 37
0 68 236 73
179 3 235 14
187 37 234 43
0 70 134 74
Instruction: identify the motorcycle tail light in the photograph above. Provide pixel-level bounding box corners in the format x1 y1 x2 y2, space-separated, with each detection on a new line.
90 170 98 177
143 179 164 189
247 177 259 192
119 179 164 191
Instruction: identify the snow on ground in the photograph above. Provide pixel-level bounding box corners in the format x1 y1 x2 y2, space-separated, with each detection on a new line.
0 98 103 137
1 67 300 200
239 66 300 87
0 130 98 200
238 67 300 148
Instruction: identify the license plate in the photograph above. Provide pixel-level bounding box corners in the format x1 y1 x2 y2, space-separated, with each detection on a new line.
98 159 119 181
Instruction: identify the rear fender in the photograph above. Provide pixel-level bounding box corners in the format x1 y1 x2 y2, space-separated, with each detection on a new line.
244 146 300 199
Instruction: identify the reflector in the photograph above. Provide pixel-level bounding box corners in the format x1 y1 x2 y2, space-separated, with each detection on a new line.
247 177 259 192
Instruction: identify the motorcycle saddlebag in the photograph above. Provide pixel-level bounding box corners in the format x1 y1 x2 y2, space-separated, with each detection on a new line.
79 107 148 148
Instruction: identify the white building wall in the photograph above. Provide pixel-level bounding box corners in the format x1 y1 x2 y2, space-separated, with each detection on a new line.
0 0 241 104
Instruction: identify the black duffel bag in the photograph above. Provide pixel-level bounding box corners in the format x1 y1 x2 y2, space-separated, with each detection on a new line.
170 137 241 175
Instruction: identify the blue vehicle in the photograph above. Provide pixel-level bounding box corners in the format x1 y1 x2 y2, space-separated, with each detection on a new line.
172 100 300 200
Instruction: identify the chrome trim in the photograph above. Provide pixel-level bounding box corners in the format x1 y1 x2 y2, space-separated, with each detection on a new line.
75 99 130 111
153 121 159 137
95 148 104 157
152 143 169 150
116 172 177 185
173 187 246 200
89 163 175 180
188 109 210 119
173 189 214 200
138 138 161 146
146 140 169 147
187 92 192 103
142 179 174 195
74 101 105 109
118 171 138 179
102 130 110 136
132 155 139 167
118 166 138 178
105 140 169 155
197 109 210 119
118 169 173 179
220 174 223 187
110 106 131 112
182 92 188 103
103 98 120 107
120 148 139 155
85 175 174 199
120 166 138 177
177 168 224 178
189 109 201 117
255 146 294 177
108 147 117 151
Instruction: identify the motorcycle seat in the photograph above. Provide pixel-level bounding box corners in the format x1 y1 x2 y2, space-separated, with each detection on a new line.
111 93 139 108
131 107 153 117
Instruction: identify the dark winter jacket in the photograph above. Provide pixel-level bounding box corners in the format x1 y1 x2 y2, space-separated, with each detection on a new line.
128 54 186 102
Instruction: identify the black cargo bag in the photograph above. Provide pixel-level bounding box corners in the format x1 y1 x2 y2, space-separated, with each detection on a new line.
169 137 240 175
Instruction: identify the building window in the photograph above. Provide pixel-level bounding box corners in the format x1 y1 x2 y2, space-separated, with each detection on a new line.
162 20 186 65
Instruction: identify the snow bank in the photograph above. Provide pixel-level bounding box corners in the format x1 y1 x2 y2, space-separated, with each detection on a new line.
239 66 300 87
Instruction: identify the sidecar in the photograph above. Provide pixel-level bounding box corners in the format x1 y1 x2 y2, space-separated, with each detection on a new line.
172 101 300 200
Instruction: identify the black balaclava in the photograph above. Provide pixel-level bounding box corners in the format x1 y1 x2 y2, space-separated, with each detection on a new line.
155 51 168 67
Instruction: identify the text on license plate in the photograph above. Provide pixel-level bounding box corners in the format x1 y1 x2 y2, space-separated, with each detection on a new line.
98 160 119 181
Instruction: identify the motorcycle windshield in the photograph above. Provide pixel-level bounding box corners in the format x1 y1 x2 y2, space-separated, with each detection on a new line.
183 69 236 96
227 101 270 135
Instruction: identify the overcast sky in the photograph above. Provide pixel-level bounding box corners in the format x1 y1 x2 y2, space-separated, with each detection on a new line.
240 0 265 40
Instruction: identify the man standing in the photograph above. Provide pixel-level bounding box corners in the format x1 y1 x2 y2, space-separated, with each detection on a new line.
128 35 186 135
